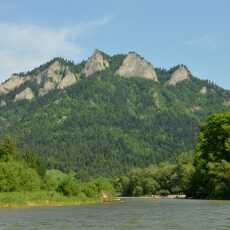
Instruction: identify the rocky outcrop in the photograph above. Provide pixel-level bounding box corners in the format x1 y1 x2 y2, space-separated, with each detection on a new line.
223 101 230 107
38 60 64 96
200 86 207 95
191 106 201 112
0 59 78 99
38 61 77 95
0 74 29 95
46 60 64 83
116 52 158 81
0 100 6 107
39 81 56 96
15 87 34 101
82 50 109 77
58 70 77 89
168 65 190 85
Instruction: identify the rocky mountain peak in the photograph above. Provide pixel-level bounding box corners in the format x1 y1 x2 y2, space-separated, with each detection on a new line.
82 49 110 77
0 58 78 99
0 74 29 95
168 65 190 85
38 61 77 96
115 52 158 81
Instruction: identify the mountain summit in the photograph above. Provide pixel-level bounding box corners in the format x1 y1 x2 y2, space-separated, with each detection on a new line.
82 49 110 77
116 52 158 81
0 49 229 177
168 65 190 85
0 50 191 103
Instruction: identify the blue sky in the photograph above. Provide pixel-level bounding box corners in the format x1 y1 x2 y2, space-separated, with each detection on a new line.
0 0 230 89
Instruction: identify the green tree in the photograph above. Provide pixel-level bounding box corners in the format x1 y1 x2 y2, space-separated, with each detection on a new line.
0 136 17 161
58 174 80 196
192 112 230 198
142 178 159 195
0 161 41 192
21 151 46 177
44 169 67 191
176 152 195 194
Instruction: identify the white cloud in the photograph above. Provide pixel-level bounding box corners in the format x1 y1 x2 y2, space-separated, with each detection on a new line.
0 16 112 82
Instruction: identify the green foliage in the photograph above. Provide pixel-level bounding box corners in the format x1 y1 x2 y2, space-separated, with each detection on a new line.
82 177 115 198
44 169 68 191
0 138 114 202
114 152 194 197
0 161 41 192
0 191 99 207
176 152 195 194
191 112 230 199
0 136 17 161
20 151 46 177
0 55 229 178
58 174 80 197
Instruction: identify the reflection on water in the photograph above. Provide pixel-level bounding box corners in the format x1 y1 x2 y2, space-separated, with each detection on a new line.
0 199 230 230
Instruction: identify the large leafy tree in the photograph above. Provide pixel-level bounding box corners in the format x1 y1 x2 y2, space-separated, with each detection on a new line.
192 112 230 198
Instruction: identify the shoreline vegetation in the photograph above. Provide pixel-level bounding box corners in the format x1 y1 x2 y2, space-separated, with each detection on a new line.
0 137 115 209
0 112 229 209
114 113 230 200
0 191 113 209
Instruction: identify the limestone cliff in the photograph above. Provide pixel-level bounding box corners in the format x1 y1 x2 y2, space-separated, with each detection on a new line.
82 50 109 77
15 87 34 101
200 86 208 95
0 59 78 99
58 70 78 89
0 74 29 95
115 52 158 81
168 65 190 85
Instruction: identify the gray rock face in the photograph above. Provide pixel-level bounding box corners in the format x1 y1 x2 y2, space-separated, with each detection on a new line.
168 65 190 85
15 87 34 101
82 50 109 77
38 60 64 96
200 86 207 95
38 61 77 96
115 52 158 81
0 60 78 99
191 106 201 112
58 70 77 89
0 100 7 107
0 74 29 95
223 101 230 107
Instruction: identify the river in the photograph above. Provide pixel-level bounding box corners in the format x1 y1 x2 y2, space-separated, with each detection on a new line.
0 198 229 229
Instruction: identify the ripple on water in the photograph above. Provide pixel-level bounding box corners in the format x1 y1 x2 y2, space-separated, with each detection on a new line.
0 199 230 230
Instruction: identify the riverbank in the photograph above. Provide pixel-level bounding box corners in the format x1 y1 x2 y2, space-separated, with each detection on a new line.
0 191 101 208
117 195 186 200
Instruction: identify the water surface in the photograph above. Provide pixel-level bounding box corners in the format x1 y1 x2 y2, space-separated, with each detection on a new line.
0 198 230 230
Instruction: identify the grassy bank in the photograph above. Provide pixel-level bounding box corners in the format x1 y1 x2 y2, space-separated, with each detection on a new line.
0 191 101 208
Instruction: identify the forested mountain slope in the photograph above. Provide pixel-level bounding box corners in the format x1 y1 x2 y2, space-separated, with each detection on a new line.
0 50 229 178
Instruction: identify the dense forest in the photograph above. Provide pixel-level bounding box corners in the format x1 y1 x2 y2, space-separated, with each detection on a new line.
0 136 114 206
1 112 229 201
115 112 230 199
0 51 229 179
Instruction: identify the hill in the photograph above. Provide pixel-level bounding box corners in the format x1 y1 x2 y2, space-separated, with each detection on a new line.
0 49 229 178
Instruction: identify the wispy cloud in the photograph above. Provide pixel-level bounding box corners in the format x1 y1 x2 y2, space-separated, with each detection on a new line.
184 35 217 49
0 16 113 82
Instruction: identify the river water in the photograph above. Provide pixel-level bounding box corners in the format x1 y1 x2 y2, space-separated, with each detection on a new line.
0 198 229 230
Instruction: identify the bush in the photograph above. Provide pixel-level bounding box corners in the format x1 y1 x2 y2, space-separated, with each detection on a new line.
0 161 41 192
58 175 80 196
44 169 67 191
